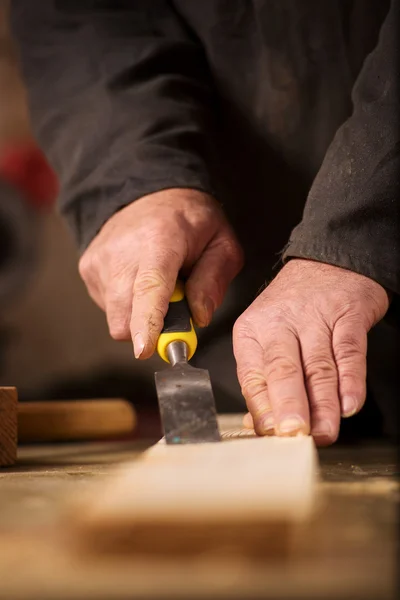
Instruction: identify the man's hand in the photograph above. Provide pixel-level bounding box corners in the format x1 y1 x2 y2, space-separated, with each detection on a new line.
233 259 390 446
79 188 243 359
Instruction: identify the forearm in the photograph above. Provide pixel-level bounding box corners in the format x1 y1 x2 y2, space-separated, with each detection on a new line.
11 0 216 251
283 0 399 297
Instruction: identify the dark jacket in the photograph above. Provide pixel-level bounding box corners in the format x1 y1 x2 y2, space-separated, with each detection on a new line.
10 0 399 303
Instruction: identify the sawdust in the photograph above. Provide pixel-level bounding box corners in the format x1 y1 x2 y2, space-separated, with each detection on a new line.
320 478 399 495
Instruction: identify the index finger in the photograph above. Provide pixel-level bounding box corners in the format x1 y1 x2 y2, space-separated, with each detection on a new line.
130 247 182 359
233 326 275 436
263 328 310 436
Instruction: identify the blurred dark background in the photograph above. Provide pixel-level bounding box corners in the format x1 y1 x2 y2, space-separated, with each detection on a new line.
0 0 395 443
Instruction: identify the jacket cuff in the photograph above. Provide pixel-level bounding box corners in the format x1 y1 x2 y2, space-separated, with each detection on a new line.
63 177 215 253
282 235 399 296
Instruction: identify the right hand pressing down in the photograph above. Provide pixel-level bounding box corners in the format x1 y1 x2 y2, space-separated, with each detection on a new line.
79 189 244 358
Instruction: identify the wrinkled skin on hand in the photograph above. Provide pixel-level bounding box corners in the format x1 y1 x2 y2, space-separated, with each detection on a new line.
233 259 390 446
79 188 244 359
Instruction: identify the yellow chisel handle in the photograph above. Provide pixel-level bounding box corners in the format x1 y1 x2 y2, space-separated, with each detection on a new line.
157 280 197 363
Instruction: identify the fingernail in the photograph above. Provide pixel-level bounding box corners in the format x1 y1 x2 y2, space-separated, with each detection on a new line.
312 420 333 438
203 297 215 325
278 416 306 435
342 396 358 418
133 333 145 359
192 298 214 328
260 413 275 434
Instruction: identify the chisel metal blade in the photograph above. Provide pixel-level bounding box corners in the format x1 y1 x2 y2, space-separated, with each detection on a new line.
155 363 221 445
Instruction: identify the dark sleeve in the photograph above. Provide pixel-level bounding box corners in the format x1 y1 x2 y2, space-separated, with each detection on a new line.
10 0 216 251
283 0 399 297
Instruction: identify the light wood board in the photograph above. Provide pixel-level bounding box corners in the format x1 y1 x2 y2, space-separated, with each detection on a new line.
69 427 319 557
0 415 396 600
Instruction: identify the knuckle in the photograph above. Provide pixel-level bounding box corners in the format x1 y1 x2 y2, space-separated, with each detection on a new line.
304 355 336 384
330 290 353 312
239 371 267 404
265 306 296 329
311 397 338 416
274 397 301 415
140 305 165 335
232 317 258 348
107 286 130 304
78 253 95 280
159 245 182 264
232 316 248 341
339 371 366 395
108 321 130 341
335 334 364 362
134 269 170 297
265 355 301 383
221 236 244 266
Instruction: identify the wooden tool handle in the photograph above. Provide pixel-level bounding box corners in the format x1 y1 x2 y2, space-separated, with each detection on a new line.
18 399 137 443
0 387 17 466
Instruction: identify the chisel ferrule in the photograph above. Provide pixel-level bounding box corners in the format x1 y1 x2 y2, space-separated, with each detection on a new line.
166 340 188 366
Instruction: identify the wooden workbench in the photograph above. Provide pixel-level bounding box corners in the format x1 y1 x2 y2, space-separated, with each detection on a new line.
0 414 397 600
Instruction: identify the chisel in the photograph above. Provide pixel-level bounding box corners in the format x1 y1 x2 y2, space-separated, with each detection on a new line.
155 280 221 444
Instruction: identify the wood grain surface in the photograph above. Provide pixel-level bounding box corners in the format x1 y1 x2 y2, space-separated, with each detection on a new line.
0 386 17 466
68 429 319 557
0 414 396 600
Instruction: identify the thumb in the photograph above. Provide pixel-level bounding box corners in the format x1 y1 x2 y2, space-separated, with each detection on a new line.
186 230 243 327
332 316 368 418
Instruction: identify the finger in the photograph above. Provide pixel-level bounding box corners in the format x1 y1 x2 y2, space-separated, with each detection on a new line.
78 255 105 311
130 247 182 359
105 273 136 341
84 281 105 311
243 412 254 429
186 231 243 327
300 327 340 446
263 328 310 436
233 327 275 435
332 317 367 418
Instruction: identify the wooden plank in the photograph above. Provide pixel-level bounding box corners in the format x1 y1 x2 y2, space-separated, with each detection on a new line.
0 419 395 599
0 386 17 466
69 426 319 557
18 399 137 443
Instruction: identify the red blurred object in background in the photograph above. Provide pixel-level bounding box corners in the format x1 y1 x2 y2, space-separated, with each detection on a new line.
0 141 59 210
0 141 59 309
